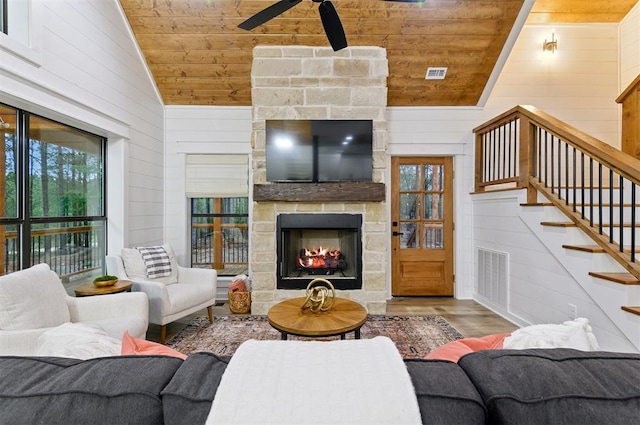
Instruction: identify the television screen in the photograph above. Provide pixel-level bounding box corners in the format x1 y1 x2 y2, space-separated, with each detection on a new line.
266 120 373 182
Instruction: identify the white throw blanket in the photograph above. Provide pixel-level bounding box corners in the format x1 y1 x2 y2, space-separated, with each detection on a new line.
206 336 422 425
34 322 121 359
503 317 600 351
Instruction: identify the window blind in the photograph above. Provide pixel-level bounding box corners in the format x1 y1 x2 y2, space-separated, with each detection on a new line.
185 154 249 198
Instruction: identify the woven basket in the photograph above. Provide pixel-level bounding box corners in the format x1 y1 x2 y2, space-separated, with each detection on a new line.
228 291 251 314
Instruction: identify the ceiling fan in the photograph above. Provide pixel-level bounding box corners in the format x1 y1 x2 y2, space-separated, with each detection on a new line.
238 0 348 52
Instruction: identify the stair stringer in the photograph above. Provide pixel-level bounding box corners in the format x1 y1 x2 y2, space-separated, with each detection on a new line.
519 200 640 351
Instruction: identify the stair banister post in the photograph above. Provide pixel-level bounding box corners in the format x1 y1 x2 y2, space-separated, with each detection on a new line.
474 130 485 193
518 114 537 204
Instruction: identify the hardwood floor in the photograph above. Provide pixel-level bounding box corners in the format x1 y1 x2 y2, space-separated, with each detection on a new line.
147 297 518 343
386 297 518 338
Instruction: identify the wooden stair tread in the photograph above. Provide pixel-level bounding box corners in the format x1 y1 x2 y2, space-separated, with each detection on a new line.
563 245 634 253
589 272 640 285
562 245 606 253
540 221 576 227
621 306 640 316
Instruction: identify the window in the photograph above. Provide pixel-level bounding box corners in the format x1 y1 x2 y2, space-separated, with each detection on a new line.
1 0 41 66
0 103 107 287
1 0 29 45
191 197 248 276
1 0 7 35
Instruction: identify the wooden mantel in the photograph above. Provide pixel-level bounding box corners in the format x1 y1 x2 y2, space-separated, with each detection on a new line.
253 182 386 203
616 74 640 159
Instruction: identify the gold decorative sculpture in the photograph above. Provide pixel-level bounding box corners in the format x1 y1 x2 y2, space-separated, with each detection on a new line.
301 278 336 313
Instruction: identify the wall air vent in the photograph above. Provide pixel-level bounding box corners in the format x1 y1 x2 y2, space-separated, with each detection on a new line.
425 67 447 80
477 247 508 308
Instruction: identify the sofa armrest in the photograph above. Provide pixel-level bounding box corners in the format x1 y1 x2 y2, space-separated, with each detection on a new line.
106 255 128 278
176 265 217 287
66 292 149 324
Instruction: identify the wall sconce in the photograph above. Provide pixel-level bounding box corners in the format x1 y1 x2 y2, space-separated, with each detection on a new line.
0 117 9 129
543 33 558 54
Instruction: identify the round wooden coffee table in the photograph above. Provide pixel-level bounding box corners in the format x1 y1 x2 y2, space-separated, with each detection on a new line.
267 297 367 340
74 280 133 297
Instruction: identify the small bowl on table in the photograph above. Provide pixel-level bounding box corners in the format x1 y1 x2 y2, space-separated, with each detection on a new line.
93 276 118 287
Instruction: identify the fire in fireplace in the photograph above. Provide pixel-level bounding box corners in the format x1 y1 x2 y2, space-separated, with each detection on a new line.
297 246 346 275
277 214 362 290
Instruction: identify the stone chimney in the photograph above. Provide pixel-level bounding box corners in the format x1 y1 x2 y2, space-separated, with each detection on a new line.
249 46 389 315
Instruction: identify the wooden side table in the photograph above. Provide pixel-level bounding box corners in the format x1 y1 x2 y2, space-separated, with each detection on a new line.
267 297 367 340
74 280 133 297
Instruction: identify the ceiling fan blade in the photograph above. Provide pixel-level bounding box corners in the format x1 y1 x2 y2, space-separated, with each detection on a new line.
318 1 347 51
238 0 303 31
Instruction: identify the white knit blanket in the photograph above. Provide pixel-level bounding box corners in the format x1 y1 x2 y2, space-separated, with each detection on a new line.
503 317 600 351
206 336 422 425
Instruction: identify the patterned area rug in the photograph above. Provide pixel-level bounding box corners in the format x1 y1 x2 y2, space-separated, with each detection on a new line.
167 315 463 359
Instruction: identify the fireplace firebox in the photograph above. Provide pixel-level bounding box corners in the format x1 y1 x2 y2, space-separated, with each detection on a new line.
277 214 363 290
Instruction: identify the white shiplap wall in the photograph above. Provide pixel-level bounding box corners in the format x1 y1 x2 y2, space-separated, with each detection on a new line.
164 23 622 302
388 24 621 299
0 0 165 251
164 106 252 265
620 2 640 90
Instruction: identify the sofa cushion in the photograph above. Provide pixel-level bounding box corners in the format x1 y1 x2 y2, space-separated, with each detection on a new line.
161 352 231 425
405 359 486 425
0 263 70 330
122 243 178 284
165 282 215 313
161 353 486 425
458 348 640 425
0 355 183 425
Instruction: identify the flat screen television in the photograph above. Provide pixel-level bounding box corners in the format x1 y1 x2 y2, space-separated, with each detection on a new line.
266 119 373 182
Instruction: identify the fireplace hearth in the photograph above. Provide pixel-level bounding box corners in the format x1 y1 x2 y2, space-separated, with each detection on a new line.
277 214 363 290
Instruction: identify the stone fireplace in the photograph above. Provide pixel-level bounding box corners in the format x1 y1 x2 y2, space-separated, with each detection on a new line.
249 46 389 315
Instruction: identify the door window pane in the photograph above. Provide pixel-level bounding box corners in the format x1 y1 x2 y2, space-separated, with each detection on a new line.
424 223 443 249
424 194 444 220
425 164 444 191
400 194 419 219
400 165 420 191
400 222 419 248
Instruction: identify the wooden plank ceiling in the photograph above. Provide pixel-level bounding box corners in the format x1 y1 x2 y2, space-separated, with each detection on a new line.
119 0 638 107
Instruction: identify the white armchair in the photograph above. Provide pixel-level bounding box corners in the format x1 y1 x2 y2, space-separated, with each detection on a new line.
106 244 217 343
0 263 148 356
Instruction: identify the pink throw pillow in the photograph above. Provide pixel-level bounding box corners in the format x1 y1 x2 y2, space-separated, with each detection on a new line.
228 278 247 292
426 333 510 363
121 331 187 359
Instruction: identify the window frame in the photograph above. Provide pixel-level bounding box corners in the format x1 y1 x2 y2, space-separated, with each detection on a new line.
0 103 108 275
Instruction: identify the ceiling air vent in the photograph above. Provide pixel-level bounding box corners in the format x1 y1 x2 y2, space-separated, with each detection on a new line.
425 67 447 80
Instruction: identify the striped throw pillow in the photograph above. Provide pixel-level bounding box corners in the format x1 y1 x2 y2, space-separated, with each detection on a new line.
136 246 172 279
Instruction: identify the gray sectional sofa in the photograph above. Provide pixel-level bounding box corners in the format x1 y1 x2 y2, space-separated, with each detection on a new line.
1 348 639 425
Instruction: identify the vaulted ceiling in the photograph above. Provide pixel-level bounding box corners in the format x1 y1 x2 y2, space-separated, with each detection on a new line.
119 0 638 107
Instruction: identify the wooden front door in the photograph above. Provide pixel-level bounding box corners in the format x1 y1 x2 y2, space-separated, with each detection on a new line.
391 157 454 296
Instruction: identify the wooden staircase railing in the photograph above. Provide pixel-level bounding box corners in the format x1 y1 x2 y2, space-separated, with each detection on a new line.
473 105 640 314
